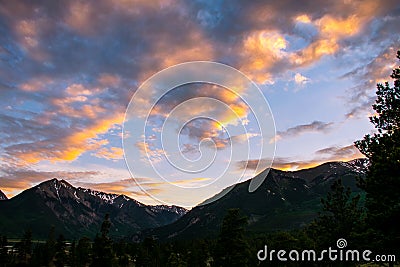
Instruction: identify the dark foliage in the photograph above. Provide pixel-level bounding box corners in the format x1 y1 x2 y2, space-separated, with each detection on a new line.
355 50 400 256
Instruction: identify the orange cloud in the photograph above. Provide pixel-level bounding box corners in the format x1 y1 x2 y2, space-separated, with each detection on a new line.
2 80 128 165
240 30 287 84
13 114 123 164
295 14 311 23
291 1 379 67
0 169 100 197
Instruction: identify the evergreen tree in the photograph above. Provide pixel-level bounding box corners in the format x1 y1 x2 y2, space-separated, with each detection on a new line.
17 229 32 265
92 214 114 267
114 240 131 267
214 209 250 267
186 239 212 267
0 235 9 267
76 236 92 267
355 50 400 255
136 237 160 267
44 225 56 265
54 234 67 267
166 252 187 267
307 179 363 248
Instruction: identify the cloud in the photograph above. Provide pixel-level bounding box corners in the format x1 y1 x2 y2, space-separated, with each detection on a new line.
343 46 399 119
275 121 334 141
74 178 138 196
0 0 393 168
0 78 125 166
294 73 310 85
92 146 124 161
0 0 399 202
0 164 162 201
236 158 271 172
135 139 166 163
0 167 100 196
238 144 364 172
316 144 364 159
3 114 123 164
170 177 211 186
240 30 288 84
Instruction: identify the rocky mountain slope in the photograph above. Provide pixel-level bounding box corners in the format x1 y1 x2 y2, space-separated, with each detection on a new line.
137 159 367 240
0 179 186 239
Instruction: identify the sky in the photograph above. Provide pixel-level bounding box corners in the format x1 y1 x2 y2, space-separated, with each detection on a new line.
0 0 399 207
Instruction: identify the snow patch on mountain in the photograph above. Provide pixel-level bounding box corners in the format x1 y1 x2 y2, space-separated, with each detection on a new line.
341 158 369 174
151 205 188 216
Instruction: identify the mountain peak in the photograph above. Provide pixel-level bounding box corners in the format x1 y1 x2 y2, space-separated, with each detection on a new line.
38 178 74 189
0 190 7 200
0 178 187 238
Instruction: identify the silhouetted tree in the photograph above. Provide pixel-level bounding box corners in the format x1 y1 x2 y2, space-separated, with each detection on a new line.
17 229 32 265
76 236 92 267
136 237 160 267
308 179 363 248
0 235 9 267
43 225 56 265
186 239 212 267
166 252 187 267
214 209 250 267
92 214 114 267
355 50 400 255
54 234 67 267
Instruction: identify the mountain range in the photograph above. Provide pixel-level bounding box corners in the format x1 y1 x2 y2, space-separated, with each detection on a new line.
0 179 186 239
0 159 367 240
137 159 367 241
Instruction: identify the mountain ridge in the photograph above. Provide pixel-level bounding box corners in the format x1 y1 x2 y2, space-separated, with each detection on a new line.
0 178 187 239
0 158 367 240
136 158 367 241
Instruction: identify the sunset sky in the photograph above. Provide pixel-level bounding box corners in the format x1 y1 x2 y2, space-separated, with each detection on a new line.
0 0 399 207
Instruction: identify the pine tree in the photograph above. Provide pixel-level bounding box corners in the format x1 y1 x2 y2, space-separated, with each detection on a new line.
54 234 67 267
0 235 9 267
136 237 160 267
166 252 187 267
92 214 114 267
76 236 92 267
44 225 56 264
214 209 250 267
307 179 363 248
17 229 32 264
355 50 400 255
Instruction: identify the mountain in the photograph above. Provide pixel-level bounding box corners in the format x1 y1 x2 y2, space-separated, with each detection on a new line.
138 159 367 241
0 190 7 200
0 179 186 239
